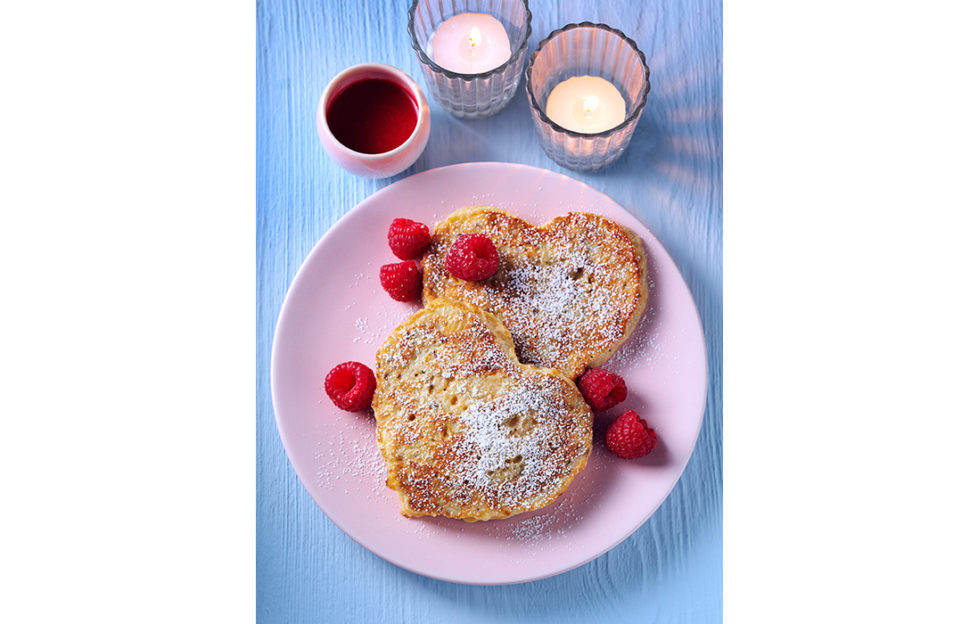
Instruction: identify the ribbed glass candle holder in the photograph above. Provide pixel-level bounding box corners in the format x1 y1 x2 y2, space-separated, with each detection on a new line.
526 23 650 171
408 0 531 119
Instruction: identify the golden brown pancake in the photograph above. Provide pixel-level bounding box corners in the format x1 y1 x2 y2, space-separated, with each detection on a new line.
421 207 648 379
372 298 593 521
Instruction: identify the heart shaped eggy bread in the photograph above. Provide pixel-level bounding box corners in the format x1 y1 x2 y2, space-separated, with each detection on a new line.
422 207 649 379
373 298 592 521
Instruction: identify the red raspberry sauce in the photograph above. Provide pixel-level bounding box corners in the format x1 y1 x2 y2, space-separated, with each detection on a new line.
326 79 418 154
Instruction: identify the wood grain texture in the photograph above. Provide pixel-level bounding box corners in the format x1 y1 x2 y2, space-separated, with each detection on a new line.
257 0 721 621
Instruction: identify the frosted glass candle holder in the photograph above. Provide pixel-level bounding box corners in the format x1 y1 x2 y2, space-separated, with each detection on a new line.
526 23 650 171
408 0 531 119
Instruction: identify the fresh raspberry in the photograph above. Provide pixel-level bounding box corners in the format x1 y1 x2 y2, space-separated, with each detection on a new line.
387 218 431 260
379 261 421 302
444 234 499 281
577 368 628 411
605 410 657 459
324 361 376 411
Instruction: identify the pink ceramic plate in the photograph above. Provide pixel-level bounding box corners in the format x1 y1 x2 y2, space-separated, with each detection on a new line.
271 162 707 584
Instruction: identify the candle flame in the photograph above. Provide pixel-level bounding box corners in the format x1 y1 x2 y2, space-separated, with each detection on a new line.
582 95 600 114
468 27 482 48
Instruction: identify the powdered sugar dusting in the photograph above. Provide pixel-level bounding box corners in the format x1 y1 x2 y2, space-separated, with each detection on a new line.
313 419 387 498
448 378 580 509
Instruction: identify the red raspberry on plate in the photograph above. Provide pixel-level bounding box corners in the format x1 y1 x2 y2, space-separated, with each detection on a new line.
605 410 657 459
388 218 431 260
324 361 376 411
445 233 499 281
380 261 421 302
577 368 627 411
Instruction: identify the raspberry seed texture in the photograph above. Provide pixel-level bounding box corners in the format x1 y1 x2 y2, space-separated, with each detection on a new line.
605 410 657 459
444 233 499 281
578 368 628 411
388 218 431 260
380 261 422 302
324 361 376 411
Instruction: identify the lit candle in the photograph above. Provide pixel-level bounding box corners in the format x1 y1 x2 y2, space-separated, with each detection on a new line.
429 13 511 75
545 76 627 134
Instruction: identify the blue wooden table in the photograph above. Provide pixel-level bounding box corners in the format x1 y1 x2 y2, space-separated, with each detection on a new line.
257 0 721 621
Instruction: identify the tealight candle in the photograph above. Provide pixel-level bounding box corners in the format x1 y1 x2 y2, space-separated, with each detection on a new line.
526 23 650 171
409 0 531 119
545 75 627 134
429 13 512 75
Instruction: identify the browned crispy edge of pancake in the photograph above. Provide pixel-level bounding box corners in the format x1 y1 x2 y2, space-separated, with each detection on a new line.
589 220 649 369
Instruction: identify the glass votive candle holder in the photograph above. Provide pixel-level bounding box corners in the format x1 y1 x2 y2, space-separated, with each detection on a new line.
526 23 650 172
408 0 532 119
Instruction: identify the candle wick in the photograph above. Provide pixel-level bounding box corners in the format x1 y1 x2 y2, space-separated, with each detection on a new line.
468 27 482 48
583 95 600 114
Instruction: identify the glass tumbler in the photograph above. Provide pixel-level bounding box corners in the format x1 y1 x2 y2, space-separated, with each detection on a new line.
526 23 650 171
408 0 531 119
